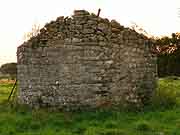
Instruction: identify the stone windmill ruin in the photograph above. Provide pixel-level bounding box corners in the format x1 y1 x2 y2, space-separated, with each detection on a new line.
17 10 157 110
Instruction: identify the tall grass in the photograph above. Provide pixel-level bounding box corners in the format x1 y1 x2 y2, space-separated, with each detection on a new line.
0 77 180 135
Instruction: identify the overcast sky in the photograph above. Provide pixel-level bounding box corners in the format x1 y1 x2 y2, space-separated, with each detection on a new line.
0 0 180 65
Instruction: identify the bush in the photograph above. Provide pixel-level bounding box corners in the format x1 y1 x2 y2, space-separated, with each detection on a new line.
0 63 17 80
151 80 178 108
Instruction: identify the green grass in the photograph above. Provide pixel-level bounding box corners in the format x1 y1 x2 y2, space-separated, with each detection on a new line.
0 77 180 135
0 82 13 103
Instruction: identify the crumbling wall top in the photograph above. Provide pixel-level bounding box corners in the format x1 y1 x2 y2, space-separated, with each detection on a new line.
19 10 151 49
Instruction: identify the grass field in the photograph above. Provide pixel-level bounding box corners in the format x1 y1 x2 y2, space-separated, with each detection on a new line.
0 77 180 135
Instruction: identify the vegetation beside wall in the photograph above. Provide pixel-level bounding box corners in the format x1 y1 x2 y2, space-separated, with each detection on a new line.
0 77 180 135
154 33 180 77
0 63 17 80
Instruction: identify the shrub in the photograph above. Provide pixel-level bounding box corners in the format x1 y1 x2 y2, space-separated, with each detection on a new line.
151 80 178 108
0 63 17 80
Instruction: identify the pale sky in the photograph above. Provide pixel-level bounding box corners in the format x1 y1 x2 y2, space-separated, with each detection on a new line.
0 0 180 66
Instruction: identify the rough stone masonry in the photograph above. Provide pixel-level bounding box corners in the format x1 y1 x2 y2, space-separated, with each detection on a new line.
17 10 157 110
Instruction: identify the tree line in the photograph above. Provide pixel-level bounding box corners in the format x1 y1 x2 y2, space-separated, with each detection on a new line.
154 33 180 77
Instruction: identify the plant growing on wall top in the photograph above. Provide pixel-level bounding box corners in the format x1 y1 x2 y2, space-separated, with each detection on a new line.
23 24 41 42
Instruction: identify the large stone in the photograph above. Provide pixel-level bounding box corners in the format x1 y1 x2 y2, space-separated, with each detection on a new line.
97 23 109 32
74 10 90 16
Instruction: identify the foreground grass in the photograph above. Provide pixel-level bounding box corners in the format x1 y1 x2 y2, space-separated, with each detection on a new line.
0 78 180 135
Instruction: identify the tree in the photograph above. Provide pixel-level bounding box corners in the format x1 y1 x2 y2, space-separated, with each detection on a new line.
0 63 17 79
154 32 180 77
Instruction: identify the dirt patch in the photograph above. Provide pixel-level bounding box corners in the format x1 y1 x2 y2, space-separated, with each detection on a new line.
0 79 15 84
